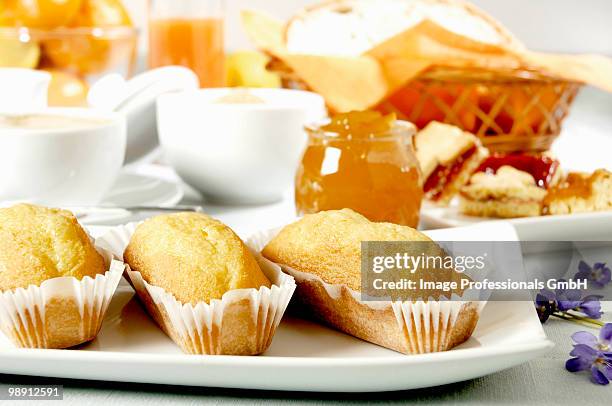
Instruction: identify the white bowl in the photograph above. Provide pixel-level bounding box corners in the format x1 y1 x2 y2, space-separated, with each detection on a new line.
157 88 327 204
0 108 126 205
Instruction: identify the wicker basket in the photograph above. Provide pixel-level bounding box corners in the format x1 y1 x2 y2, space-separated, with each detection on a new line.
268 59 581 152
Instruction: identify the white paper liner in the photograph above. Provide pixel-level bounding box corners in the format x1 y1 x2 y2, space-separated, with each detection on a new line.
250 227 486 355
0 241 125 349
96 222 296 355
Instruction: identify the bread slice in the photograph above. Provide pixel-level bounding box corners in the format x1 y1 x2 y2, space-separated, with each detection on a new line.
543 169 612 215
284 0 524 56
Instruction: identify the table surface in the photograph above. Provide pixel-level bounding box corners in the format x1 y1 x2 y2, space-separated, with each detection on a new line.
1 88 612 405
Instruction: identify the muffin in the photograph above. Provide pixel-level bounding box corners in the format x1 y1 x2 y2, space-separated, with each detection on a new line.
0 204 124 349
114 212 294 355
124 212 271 305
261 209 482 354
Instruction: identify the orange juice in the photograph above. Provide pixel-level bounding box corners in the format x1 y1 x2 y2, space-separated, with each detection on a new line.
149 18 225 88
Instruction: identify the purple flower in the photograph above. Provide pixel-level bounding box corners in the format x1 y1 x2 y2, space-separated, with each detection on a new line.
535 289 557 323
554 282 582 312
534 287 603 323
575 261 612 288
578 295 604 319
566 323 612 384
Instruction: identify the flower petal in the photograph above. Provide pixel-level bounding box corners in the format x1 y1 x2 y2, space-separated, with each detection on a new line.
539 289 556 301
578 261 592 274
591 365 610 385
602 364 612 380
578 299 603 319
599 323 612 345
572 331 598 346
558 300 581 312
566 357 590 372
570 344 599 361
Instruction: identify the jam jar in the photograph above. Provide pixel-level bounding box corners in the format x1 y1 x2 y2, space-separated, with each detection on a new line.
295 111 423 227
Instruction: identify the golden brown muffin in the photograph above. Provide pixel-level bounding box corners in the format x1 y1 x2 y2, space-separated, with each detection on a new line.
262 208 457 292
261 209 479 355
0 204 106 291
124 212 271 305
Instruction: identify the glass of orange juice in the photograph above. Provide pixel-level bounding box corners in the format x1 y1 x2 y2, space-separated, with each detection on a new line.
149 0 225 88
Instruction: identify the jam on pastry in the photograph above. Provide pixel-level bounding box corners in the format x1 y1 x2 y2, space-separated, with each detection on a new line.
415 121 488 205
475 153 561 189
543 169 612 215
459 165 547 218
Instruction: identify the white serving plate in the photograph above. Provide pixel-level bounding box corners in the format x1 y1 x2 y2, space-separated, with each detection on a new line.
0 282 551 392
421 113 612 239
0 223 552 392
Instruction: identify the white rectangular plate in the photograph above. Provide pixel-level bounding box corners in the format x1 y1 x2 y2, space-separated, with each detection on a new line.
0 285 552 392
0 225 553 392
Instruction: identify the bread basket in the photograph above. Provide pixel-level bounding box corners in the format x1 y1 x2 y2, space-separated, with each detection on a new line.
268 58 581 153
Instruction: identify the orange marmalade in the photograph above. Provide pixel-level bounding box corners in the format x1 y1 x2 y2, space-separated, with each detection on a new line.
295 111 423 227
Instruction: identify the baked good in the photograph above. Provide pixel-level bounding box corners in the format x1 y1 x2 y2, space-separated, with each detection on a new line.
475 153 562 189
118 212 293 355
262 208 480 354
0 204 106 290
124 212 271 305
285 0 524 56
543 169 612 215
459 166 547 218
416 121 488 204
0 203 122 349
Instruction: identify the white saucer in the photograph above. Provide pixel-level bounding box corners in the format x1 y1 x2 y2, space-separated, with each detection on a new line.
102 171 183 207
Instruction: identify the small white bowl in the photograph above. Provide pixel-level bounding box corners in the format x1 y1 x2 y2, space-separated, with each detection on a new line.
157 88 327 204
0 108 126 205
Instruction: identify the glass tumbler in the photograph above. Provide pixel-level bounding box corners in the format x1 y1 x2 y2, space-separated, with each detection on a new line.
149 0 225 88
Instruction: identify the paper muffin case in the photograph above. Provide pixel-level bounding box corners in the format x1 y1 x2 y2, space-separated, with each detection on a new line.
0 243 125 349
250 228 485 355
96 223 296 356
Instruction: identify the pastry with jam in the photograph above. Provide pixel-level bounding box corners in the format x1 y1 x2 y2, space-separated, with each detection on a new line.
460 166 548 218
415 121 488 204
543 169 612 215
458 153 562 218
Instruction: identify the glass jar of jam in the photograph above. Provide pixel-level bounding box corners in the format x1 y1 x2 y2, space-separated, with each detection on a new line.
295 111 423 227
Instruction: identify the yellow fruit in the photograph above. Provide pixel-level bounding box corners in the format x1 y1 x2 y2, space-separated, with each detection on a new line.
69 0 132 27
0 0 17 26
226 51 281 88
42 0 134 76
0 37 40 68
14 0 82 28
45 69 89 106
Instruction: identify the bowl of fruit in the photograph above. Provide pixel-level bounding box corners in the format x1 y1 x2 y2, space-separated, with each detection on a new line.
0 0 137 107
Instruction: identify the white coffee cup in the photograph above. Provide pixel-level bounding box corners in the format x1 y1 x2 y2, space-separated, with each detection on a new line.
0 108 126 206
157 88 327 204
0 68 50 112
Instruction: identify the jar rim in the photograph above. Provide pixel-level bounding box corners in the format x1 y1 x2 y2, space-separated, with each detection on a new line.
305 119 417 141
